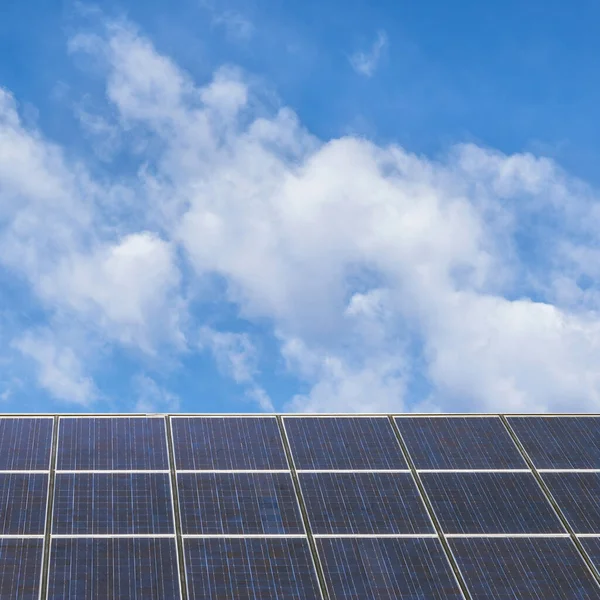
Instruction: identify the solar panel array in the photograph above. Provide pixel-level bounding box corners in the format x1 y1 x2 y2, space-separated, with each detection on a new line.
1 414 600 599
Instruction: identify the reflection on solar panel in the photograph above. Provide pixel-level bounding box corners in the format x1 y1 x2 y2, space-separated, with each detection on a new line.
57 417 169 470
172 417 288 470
508 416 600 468
0 418 53 470
0 473 48 535
52 473 174 535
184 537 322 600
395 416 526 469
421 472 564 534
450 537 600 600
300 472 434 534
48 538 181 600
0 539 43 600
318 537 463 600
285 417 407 470
178 472 304 535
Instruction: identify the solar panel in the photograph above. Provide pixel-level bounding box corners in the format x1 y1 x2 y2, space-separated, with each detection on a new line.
395 416 526 469
0 473 48 535
284 417 407 470
299 472 434 534
172 417 288 470
178 472 304 535
0 418 53 470
421 472 564 534
580 538 600 575
542 472 600 534
184 537 322 600
450 537 600 600
317 537 464 600
57 417 169 470
0 539 43 600
52 473 174 535
48 537 181 600
508 416 600 469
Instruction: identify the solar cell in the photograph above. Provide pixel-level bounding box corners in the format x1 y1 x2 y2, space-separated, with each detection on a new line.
450 537 600 600
0 473 48 535
395 416 526 469
0 539 43 600
580 538 600 576
0 418 53 470
48 537 181 600
52 473 174 535
184 537 322 600
317 537 464 600
299 472 434 535
171 417 288 470
421 472 564 534
284 417 407 470
543 472 600 534
57 417 169 470
178 472 304 535
508 416 600 469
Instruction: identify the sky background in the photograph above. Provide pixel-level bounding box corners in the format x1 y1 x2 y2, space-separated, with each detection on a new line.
2 0 600 413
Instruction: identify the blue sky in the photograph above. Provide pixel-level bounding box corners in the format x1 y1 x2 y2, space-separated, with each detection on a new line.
2 1 600 413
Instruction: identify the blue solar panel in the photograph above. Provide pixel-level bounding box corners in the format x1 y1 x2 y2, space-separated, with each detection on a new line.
178 472 304 535
318 537 463 600
285 417 407 470
52 473 174 535
48 538 181 600
421 472 564 534
300 472 434 534
172 417 288 470
508 416 600 469
184 537 322 600
450 537 600 600
57 417 169 470
0 473 48 535
0 539 43 600
0 418 53 470
580 538 600 576
543 472 600 534
395 416 526 469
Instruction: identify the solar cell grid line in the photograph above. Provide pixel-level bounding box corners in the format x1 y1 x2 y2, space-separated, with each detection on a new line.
47 537 182 599
394 416 527 470
0 538 44 600
420 472 565 535
171 417 289 471
283 417 408 470
0 417 53 471
0 473 49 535
508 415 600 469
299 472 435 535
177 472 305 535
448 537 600 600
56 416 170 470
317 537 465 600
183 537 324 600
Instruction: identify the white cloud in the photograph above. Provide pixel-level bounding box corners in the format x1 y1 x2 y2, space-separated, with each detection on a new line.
349 31 388 77
132 374 180 412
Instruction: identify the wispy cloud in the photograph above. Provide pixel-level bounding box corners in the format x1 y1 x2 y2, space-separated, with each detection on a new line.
212 10 254 41
349 30 388 77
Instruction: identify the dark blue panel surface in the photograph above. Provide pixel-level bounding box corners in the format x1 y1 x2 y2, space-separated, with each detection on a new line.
0 418 53 470
395 416 526 469
178 472 303 535
48 538 181 600
581 538 600 575
451 537 600 600
184 537 322 600
300 472 433 535
172 417 287 470
0 539 43 600
52 473 174 535
543 472 600 534
57 417 169 470
422 472 563 534
508 416 600 469
0 473 48 535
318 537 463 600
285 417 407 470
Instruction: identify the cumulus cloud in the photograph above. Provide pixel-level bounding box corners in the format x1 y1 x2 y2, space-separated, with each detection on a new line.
349 31 388 77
